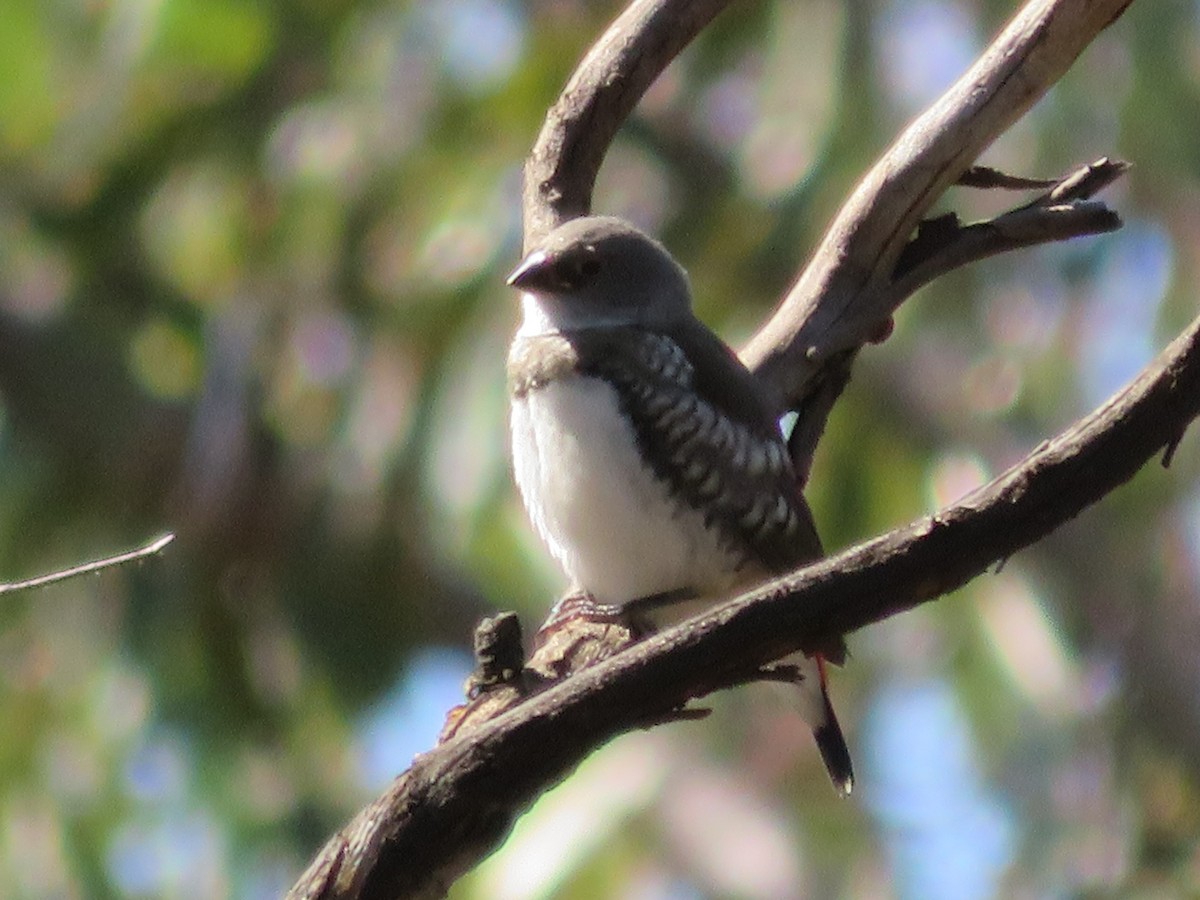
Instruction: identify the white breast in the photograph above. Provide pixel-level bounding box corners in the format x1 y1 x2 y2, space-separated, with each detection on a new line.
511 373 741 606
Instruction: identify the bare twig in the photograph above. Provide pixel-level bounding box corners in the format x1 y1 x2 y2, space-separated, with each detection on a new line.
0 533 175 596
957 165 1058 189
895 157 1129 275
888 200 1122 303
1034 156 1131 205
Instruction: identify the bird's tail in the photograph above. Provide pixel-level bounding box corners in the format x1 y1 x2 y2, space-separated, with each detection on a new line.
793 652 854 796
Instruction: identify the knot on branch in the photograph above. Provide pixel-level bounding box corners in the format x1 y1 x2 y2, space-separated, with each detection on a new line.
440 599 641 742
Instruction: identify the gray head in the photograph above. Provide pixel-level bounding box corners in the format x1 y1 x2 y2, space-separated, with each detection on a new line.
507 216 693 333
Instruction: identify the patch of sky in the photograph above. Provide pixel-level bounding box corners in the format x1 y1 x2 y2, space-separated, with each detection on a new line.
876 0 981 115
863 678 1015 900
355 646 475 790
123 730 190 805
108 808 228 897
239 848 302 900
416 0 526 94
1076 219 1173 408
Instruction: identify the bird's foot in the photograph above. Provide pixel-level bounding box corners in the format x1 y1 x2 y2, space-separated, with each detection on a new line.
541 592 628 630
529 591 641 678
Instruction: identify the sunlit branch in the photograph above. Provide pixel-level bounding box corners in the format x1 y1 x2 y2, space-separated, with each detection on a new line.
520 0 733 246
742 0 1134 415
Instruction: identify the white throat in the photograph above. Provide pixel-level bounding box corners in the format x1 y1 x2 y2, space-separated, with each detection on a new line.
515 292 642 339
516 293 561 338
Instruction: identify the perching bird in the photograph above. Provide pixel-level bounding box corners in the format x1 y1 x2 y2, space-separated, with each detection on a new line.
505 215 853 795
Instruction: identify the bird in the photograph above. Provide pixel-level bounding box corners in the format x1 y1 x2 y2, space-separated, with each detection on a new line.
505 215 853 795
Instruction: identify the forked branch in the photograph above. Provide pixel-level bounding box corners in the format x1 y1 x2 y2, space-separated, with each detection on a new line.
740 0 1134 414
290 0 1154 896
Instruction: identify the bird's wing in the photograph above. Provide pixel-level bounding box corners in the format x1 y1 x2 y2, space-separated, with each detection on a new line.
571 326 823 575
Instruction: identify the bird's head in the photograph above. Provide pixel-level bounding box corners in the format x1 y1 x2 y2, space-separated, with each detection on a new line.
507 216 693 335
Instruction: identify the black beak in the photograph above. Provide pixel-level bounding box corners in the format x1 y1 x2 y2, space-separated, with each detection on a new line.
506 250 554 291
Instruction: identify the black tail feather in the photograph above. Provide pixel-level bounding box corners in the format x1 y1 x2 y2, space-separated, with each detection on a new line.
813 703 854 796
811 653 854 796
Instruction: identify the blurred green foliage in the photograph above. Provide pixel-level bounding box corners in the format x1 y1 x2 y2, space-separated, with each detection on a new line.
3 0 1200 896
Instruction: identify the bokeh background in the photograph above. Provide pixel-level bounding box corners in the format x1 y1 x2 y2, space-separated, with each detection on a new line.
2 0 1200 896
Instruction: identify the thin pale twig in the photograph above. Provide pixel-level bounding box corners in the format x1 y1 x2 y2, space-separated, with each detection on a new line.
0 533 175 595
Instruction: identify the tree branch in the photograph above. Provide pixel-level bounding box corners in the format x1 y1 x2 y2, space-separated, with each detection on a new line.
744 0 1128 468
520 0 733 247
518 0 1133 461
887 201 1120 307
290 0 1154 896
291 310 1200 900
787 158 1129 483
741 0 1134 413
889 157 1128 298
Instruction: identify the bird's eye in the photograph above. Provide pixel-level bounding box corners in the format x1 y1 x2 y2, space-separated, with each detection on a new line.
556 248 601 288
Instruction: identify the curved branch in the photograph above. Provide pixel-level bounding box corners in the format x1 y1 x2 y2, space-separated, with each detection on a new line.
288 0 1154 896
520 0 733 246
783 161 1129 482
517 0 1132 460
741 0 1134 410
289 311 1200 899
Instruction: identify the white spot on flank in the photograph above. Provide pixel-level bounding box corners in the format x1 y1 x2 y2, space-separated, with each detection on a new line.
644 391 675 417
696 470 722 499
765 442 786 474
739 497 767 532
730 431 749 472
745 442 769 477
657 395 696 431
667 415 701 444
771 496 791 526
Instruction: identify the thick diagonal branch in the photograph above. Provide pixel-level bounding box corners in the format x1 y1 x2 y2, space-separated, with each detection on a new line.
289 310 1200 900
